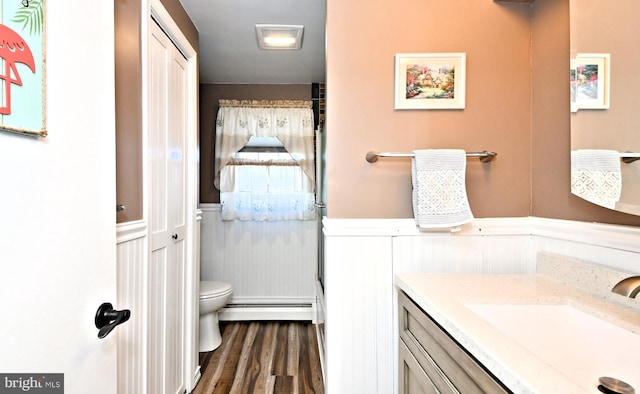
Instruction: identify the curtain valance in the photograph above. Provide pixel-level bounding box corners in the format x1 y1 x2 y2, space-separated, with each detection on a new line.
214 99 316 190
218 99 312 108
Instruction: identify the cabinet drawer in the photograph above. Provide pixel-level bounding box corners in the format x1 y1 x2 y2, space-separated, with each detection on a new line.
398 291 510 393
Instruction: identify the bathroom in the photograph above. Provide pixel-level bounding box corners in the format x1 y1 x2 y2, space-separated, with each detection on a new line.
194 0 640 391
2 0 640 393
320 1 640 391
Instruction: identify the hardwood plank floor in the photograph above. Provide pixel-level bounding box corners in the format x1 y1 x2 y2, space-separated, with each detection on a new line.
193 321 324 394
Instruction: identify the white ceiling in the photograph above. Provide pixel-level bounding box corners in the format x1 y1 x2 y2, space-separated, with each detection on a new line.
179 0 326 84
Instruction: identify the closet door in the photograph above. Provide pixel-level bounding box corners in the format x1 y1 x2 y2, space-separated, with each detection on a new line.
148 19 187 394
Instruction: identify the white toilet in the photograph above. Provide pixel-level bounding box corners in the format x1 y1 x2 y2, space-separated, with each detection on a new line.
199 281 233 352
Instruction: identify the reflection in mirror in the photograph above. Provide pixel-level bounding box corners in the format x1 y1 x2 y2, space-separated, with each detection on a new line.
570 0 640 216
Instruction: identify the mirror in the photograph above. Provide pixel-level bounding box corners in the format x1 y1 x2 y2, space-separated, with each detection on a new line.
570 0 640 216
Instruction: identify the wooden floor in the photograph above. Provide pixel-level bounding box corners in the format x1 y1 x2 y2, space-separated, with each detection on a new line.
193 321 324 394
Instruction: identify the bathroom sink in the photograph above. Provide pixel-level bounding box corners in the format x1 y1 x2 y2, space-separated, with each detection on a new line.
465 302 640 392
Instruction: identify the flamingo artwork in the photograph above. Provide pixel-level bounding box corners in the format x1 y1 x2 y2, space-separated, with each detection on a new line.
0 23 36 115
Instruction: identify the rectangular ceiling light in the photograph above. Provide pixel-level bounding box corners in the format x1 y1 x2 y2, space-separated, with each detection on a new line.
255 24 304 50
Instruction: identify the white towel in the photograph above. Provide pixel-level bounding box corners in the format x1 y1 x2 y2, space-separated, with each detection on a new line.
571 149 621 209
412 149 474 229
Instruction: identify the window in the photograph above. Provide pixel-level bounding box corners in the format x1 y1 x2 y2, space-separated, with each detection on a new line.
214 101 316 221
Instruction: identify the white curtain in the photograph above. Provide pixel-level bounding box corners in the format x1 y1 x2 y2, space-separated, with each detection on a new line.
214 100 316 221
219 160 316 221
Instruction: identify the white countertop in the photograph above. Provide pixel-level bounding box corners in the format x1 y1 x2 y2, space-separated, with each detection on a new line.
394 273 640 394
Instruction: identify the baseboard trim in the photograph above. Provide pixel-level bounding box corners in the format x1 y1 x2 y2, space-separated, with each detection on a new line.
315 279 326 385
190 366 202 392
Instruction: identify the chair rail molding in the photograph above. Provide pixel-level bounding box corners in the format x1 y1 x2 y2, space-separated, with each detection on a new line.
116 219 147 244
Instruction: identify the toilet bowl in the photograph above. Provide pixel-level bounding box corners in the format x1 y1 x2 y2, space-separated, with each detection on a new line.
199 281 233 352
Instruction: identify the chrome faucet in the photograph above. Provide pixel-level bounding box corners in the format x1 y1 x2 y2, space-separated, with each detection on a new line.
612 276 640 298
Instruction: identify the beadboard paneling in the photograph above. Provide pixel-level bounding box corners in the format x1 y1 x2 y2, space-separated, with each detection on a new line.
324 235 394 394
116 222 148 394
393 235 535 274
200 204 317 308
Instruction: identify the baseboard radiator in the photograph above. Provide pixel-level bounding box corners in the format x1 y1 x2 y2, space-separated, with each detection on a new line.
219 302 314 321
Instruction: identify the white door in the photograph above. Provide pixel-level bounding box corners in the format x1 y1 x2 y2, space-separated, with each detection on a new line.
0 2 118 394
148 19 188 394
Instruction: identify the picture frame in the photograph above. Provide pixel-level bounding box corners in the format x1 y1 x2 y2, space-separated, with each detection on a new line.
394 53 466 110
573 53 610 110
0 0 47 137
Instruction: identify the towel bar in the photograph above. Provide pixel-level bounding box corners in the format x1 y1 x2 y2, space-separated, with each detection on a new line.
621 152 640 164
366 150 497 163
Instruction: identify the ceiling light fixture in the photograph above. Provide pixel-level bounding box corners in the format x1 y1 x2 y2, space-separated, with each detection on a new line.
255 24 304 50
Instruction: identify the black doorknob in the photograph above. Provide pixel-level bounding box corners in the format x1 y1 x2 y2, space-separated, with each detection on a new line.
95 303 131 339
172 234 178 240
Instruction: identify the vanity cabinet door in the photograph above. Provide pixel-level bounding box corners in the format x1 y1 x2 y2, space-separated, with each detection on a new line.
399 339 442 394
398 291 510 394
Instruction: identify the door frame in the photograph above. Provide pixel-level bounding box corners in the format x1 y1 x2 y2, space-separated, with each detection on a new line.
142 0 200 391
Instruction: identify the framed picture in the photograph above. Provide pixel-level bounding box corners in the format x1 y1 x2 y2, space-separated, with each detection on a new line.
0 0 46 137
574 53 610 110
395 53 466 110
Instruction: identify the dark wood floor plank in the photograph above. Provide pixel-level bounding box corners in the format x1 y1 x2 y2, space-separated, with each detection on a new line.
274 375 295 393
237 322 277 393
286 323 299 377
193 321 324 394
262 322 280 392
305 324 325 393
272 322 290 376
211 323 246 394
296 324 323 394
229 322 259 393
194 322 246 394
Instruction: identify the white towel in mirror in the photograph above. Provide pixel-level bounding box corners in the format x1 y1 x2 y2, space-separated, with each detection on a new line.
571 149 621 209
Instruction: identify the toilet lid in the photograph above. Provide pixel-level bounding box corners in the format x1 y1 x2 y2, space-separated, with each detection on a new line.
200 281 232 298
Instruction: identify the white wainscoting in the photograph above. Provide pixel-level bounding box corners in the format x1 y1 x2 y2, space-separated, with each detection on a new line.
322 217 640 394
116 220 148 394
200 203 318 320
116 215 202 394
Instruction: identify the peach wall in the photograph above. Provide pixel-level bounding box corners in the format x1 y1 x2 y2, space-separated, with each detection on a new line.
115 0 198 223
325 0 640 226
325 1 533 218
115 0 143 223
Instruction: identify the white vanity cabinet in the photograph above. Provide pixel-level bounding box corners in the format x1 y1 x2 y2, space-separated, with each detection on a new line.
398 291 510 394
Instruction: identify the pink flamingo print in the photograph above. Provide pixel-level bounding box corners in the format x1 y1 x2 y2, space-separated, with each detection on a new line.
0 24 35 115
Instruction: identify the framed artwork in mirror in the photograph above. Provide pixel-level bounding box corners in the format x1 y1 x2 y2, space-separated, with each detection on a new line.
570 59 578 113
573 53 610 110
394 53 466 110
